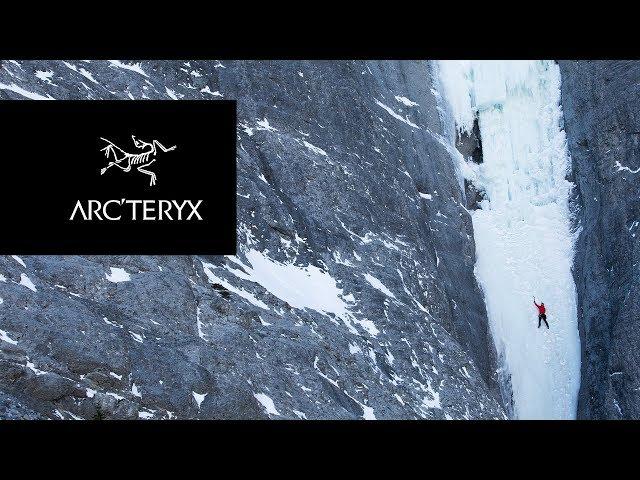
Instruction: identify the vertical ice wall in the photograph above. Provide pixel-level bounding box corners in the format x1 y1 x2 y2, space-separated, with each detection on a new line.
436 61 581 419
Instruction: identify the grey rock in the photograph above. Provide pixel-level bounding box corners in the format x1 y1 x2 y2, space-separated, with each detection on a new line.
560 60 640 419
0 391 44 420
0 60 504 419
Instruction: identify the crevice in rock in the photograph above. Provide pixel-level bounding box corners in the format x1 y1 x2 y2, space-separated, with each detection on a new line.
456 116 486 211
456 116 483 165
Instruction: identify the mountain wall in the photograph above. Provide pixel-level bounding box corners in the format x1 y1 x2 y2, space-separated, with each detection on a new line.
560 60 640 419
0 60 504 419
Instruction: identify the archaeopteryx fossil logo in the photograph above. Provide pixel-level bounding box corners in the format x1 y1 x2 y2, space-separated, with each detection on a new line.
99 135 177 186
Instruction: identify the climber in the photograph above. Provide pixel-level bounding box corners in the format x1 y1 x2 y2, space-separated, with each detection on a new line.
533 297 549 329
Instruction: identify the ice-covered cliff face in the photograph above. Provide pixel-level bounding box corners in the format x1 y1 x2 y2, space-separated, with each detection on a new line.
0 60 504 419
560 61 640 419
437 61 581 419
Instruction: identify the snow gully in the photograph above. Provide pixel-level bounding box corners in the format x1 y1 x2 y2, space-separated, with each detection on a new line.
69 199 204 221
436 60 581 419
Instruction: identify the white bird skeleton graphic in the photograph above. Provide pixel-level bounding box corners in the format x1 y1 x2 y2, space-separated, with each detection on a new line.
100 135 177 186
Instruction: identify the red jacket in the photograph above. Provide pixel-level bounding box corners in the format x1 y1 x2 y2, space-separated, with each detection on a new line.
534 301 546 314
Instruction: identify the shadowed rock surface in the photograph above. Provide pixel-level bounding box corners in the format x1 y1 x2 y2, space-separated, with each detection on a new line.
0 60 503 419
560 60 640 419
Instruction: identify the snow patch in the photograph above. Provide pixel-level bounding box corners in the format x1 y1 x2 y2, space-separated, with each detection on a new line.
615 160 640 174
79 68 98 84
11 255 26 267
223 250 377 335
395 95 419 107
256 118 277 132
254 393 280 416
374 99 419 129
0 82 53 100
108 60 148 77
364 273 396 299
19 273 37 292
129 331 144 343
26 361 46 376
165 87 178 100
192 391 207 409
0 329 18 345
106 267 131 283
302 140 328 157
196 306 206 340
35 70 54 84
202 263 270 310
103 317 124 329
201 86 223 97
362 405 376 420
131 383 142 398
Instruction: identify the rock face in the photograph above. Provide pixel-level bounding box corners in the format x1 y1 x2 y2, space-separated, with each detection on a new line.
0 60 504 419
560 60 640 419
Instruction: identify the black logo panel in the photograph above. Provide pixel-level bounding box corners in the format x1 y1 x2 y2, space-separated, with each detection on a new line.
0 100 236 254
